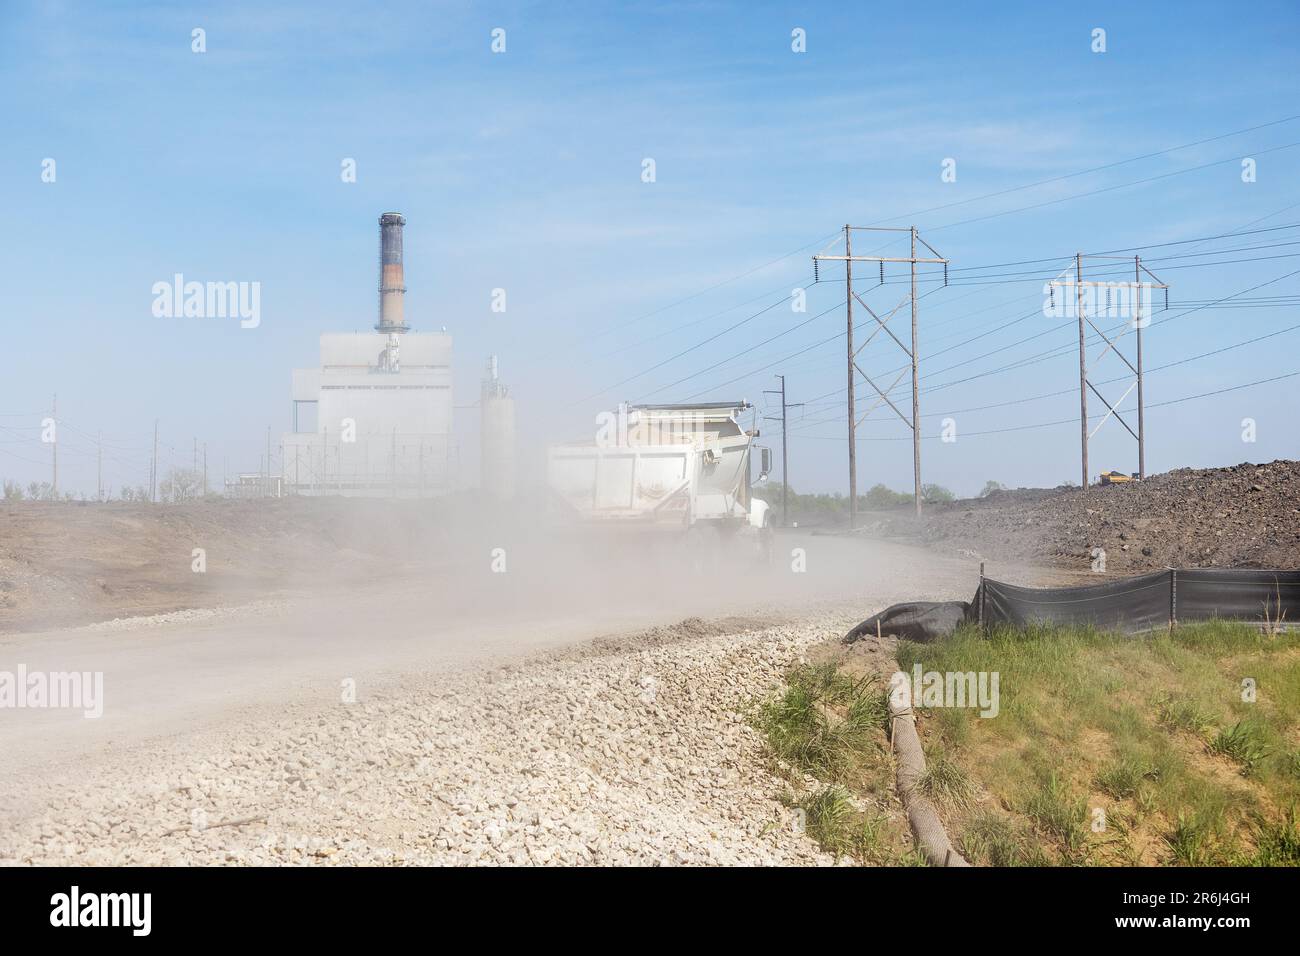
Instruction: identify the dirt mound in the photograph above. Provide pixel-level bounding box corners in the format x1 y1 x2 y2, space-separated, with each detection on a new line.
860 459 1300 573
0 496 477 632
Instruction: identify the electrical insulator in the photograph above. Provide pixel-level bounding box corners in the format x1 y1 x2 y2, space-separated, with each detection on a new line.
813 259 819 282
943 263 949 287
879 261 884 285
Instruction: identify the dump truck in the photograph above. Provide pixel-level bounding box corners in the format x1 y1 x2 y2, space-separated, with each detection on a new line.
546 401 774 565
1099 470 1139 485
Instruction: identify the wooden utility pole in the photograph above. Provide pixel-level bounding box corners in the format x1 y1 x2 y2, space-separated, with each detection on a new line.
203 443 208 496
51 394 58 499
813 226 948 519
150 419 159 503
763 375 804 527
97 431 102 502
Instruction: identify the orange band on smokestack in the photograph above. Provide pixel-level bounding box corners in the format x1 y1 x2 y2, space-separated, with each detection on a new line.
377 212 408 332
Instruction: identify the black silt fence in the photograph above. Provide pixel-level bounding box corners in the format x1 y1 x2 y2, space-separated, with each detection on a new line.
977 568 1300 634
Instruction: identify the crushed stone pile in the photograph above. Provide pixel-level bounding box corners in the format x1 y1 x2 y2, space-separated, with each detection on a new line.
860 459 1300 573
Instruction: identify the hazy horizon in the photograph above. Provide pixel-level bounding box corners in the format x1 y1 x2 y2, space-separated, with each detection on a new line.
3 0 1298 500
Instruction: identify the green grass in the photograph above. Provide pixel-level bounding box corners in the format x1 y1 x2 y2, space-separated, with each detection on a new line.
755 664 913 863
1250 806 1300 866
1165 811 1219 866
797 786 856 854
1095 756 1160 799
897 619 1300 866
959 813 1049 867
1024 772 1089 858
754 663 888 783
755 620 1300 866
1156 694 1218 738
918 748 974 809
1211 720 1273 776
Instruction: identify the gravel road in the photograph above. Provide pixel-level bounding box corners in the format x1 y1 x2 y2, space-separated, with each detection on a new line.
0 535 978 866
4 615 855 865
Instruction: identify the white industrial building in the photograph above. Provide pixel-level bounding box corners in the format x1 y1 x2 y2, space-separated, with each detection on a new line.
282 213 456 497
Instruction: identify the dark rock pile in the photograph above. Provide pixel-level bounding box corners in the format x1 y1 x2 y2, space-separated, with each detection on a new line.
861 460 1300 572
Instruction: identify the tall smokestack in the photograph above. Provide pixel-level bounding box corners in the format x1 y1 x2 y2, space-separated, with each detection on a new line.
377 212 408 333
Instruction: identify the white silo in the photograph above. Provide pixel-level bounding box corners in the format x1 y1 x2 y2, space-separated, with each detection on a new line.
480 356 516 500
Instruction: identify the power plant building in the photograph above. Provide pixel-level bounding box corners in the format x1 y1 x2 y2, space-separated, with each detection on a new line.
283 213 454 497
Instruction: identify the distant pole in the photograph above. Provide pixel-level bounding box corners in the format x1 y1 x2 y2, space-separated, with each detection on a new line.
51 394 58 498
1052 253 1164 486
763 375 803 527
202 443 208 496
845 225 856 530
813 226 948 524
1136 255 1146 480
780 375 788 525
910 226 921 516
151 420 159 503
1076 252 1089 490
96 431 102 502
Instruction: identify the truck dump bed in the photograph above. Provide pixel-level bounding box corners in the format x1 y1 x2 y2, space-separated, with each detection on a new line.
547 402 755 526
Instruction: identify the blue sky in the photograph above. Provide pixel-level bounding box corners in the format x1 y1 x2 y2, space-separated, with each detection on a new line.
2 0 1298 497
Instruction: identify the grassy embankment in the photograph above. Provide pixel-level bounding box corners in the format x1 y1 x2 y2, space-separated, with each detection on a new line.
754 621 1300 866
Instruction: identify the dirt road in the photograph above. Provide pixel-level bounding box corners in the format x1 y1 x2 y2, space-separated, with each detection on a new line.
0 534 977 865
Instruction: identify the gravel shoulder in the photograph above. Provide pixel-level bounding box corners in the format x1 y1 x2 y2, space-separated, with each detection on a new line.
1 612 860 866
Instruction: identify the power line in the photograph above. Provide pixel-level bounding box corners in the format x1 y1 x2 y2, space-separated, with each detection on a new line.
788 265 1300 434
564 115 1300 357
865 114 1300 228
579 277 820 403
638 299 842 400
792 369 1300 442
917 140 1300 236
580 231 840 344
615 222 1300 407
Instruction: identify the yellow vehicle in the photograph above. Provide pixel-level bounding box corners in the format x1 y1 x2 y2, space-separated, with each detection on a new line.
1098 470 1139 485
